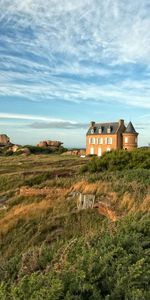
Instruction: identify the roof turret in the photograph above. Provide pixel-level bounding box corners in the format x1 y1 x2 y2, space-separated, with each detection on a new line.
124 121 138 134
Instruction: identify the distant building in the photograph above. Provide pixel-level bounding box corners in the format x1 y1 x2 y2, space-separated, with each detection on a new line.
86 119 138 156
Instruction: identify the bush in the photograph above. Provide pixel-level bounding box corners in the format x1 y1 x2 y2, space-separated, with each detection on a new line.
24 145 53 154
1 213 149 299
82 149 150 173
57 146 68 154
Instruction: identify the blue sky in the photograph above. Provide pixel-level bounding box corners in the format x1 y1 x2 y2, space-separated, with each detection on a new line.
0 0 150 148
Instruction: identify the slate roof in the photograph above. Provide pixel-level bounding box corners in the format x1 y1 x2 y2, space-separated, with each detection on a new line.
124 122 138 134
86 122 119 135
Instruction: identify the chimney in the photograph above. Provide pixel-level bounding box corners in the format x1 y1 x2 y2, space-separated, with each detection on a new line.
119 119 124 127
90 121 95 127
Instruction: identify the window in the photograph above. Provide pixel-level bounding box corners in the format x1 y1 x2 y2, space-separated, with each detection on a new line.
90 147 94 155
97 138 103 144
99 126 103 133
125 137 128 143
106 147 111 152
105 137 112 144
107 126 111 133
89 138 95 144
91 128 94 134
135 137 137 143
98 148 102 156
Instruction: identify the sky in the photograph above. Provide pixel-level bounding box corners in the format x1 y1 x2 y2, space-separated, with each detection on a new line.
0 0 150 148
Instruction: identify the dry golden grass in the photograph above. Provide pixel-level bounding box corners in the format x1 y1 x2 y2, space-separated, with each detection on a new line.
73 180 150 215
0 186 68 234
0 200 49 234
139 192 150 212
73 180 111 195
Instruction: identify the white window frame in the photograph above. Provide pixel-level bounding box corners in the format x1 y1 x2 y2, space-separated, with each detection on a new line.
98 147 102 156
105 137 112 144
106 147 111 152
90 147 94 155
97 137 103 144
91 129 94 134
125 137 128 144
107 127 111 133
89 137 95 144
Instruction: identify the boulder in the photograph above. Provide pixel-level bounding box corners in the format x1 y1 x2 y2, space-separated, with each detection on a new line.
17 147 31 155
0 134 10 145
37 141 47 148
37 140 63 149
46 140 63 147
21 147 31 155
11 145 20 153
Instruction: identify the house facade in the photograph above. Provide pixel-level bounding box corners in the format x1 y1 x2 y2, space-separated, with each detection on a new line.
86 119 138 156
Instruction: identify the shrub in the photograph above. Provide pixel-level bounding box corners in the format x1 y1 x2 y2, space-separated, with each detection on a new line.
1 213 149 299
82 149 150 173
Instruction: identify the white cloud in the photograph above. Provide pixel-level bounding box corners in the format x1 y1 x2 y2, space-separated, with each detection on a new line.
0 0 150 109
1 0 150 64
0 77 150 108
0 113 87 128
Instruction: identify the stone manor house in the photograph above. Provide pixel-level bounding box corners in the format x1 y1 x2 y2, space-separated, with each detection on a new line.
86 119 138 156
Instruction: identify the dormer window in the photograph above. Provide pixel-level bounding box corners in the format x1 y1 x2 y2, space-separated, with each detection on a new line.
91 128 94 134
107 126 112 133
99 126 103 134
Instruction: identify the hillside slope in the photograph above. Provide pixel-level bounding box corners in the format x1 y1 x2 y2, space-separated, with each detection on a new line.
0 151 149 299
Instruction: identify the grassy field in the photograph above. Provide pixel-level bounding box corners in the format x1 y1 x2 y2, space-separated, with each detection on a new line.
0 152 149 299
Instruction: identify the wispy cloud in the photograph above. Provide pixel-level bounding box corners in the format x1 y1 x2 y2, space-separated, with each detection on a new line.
0 0 150 109
0 112 87 129
0 112 72 122
29 121 87 129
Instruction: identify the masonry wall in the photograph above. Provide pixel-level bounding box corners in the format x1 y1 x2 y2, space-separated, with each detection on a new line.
122 134 138 150
116 123 126 149
86 134 118 156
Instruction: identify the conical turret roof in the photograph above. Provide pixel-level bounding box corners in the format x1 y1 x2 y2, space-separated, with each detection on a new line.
125 121 137 134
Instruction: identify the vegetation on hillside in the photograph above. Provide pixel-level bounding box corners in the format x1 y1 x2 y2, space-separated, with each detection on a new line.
0 144 68 156
0 150 149 299
81 148 150 173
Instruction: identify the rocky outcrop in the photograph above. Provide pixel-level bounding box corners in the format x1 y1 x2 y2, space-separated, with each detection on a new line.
37 140 63 148
7 146 30 155
37 140 63 152
20 147 31 155
0 134 10 146
37 141 47 147
11 145 20 152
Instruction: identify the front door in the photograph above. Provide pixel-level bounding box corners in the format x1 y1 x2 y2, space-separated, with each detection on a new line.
90 147 94 155
98 147 102 156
